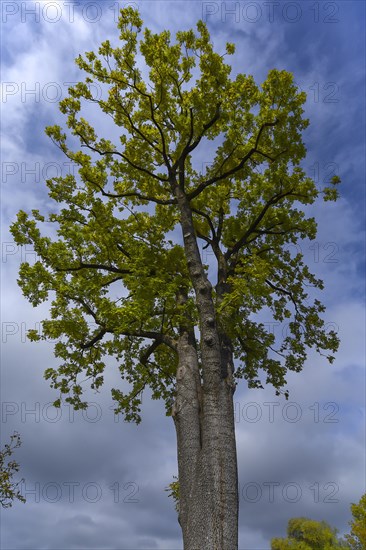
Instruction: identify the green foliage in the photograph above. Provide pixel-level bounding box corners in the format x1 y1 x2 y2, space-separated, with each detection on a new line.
343 493 366 549
0 432 26 508
271 517 348 550
10 7 340 422
165 475 180 513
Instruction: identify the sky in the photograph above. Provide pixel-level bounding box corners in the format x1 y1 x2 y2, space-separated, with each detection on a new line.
0 0 365 549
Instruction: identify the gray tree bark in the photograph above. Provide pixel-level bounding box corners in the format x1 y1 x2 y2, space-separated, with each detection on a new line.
172 182 239 549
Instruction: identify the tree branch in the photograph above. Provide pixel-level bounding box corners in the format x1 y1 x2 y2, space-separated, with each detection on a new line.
70 293 177 352
55 262 130 274
146 94 172 171
265 279 300 315
116 243 131 259
115 99 166 158
191 207 217 241
139 340 161 365
81 329 107 349
173 103 222 171
87 178 176 205
225 189 299 261
74 130 168 184
100 276 125 288
187 120 284 201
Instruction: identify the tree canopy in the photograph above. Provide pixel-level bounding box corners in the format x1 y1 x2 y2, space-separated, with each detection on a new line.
343 493 366 549
271 517 348 550
10 7 340 424
271 497 366 550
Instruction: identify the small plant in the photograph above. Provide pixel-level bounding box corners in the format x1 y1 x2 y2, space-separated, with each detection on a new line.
165 476 180 513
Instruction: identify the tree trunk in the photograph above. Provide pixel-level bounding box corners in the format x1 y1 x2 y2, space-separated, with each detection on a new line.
172 182 239 549
173 331 238 550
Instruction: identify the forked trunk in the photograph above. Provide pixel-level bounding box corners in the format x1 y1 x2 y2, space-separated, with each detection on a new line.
171 180 239 548
173 332 238 550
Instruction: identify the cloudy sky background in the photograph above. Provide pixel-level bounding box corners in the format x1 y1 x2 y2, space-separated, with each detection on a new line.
1 1 365 548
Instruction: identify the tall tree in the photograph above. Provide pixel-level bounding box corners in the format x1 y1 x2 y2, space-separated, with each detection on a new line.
10 8 340 548
0 432 26 508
